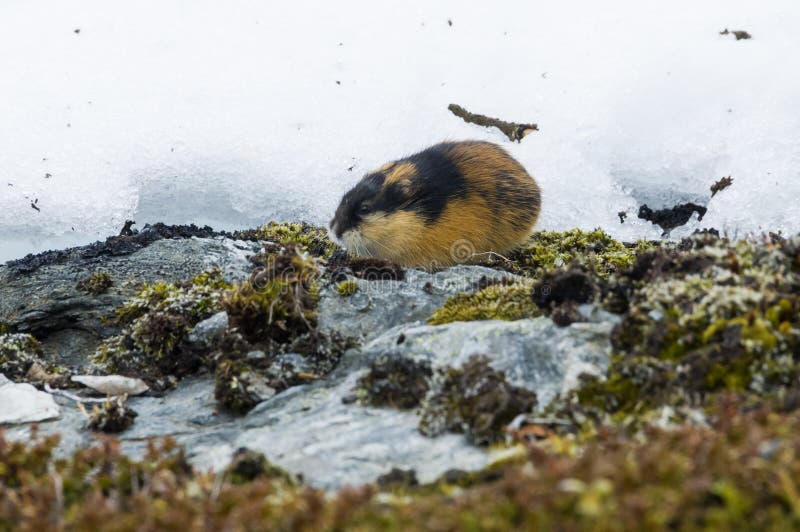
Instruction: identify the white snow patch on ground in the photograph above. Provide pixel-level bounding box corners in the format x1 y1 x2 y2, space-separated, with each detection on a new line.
1 0 799 261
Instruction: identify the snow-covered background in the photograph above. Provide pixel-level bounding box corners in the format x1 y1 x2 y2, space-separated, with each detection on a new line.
1 0 799 262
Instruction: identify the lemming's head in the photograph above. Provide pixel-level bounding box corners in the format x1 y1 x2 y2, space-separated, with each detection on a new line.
329 160 424 258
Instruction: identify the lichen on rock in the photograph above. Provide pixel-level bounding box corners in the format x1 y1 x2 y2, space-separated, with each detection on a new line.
555 233 800 427
92 268 232 387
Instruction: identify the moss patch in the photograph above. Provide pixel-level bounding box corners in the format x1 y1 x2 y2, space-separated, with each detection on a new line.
75 271 113 295
495 228 646 278
92 269 231 388
237 221 338 259
222 244 320 345
336 279 359 297
428 280 540 325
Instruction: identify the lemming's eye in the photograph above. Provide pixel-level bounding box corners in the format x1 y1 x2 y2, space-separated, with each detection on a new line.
358 204 370 214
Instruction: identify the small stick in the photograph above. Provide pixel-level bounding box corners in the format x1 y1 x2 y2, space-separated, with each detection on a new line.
448 103 538 142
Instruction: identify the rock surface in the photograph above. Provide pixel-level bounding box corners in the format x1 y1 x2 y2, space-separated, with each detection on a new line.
318 266 518 341
0 236 260 365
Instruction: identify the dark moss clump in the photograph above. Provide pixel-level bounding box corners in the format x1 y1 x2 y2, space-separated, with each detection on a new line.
376 468 419 490
214 359 276 415
82 397 138 433
328 256 405 282
75 271 113 295
223 244 320 345
428 280 540 325
224 448 297 485
532 268 601 326
356 356 433 409
419 355 537 445
0 333 70 386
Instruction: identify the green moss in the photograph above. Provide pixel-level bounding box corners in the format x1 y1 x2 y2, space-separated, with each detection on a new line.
253 221 338 259
506 228 643 278
75 271 113 295
336 280 359 297
428 280 540 325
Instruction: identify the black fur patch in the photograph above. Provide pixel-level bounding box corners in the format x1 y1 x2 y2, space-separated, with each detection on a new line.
402 143 468 224
372 182 407 214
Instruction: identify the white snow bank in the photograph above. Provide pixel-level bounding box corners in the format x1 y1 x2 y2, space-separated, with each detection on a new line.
1 0 799 262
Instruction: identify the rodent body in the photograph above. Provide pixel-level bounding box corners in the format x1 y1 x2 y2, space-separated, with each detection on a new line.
330 141 541 268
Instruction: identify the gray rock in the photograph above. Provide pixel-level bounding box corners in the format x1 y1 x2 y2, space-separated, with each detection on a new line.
318 266 518 341
0 237 259 366
187 311 229 349
360 318 612 406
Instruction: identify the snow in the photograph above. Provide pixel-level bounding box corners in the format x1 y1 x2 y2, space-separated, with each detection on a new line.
1 0 799 262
